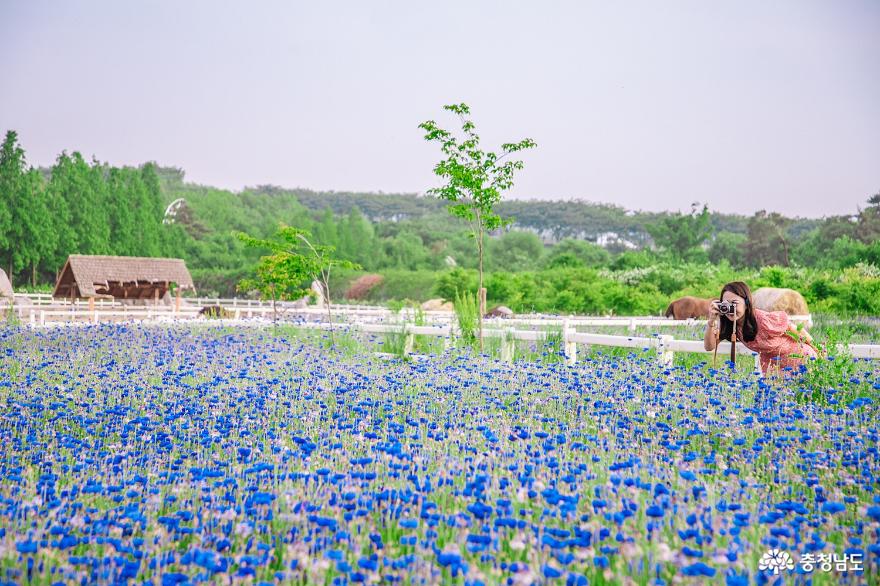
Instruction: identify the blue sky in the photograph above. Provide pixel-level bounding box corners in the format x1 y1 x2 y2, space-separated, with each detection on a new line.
1 0 878 216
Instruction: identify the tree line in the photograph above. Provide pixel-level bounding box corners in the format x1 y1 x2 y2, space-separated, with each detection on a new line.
2 128 878 300
646 200 880 268
0 131 169 287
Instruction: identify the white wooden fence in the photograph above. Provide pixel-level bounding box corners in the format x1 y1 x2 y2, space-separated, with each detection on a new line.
11 294 878 368
16 293 812 324
15 293 382 311
317 320 880 365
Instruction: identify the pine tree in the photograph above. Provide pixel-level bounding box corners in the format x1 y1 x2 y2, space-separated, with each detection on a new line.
128 170 155 256
107 167 137 255
51 152 109 256
139 163 166 256
0 131 55 285
83 158 111 254
45 154 78 275
24 169 55 286
0 131 24 281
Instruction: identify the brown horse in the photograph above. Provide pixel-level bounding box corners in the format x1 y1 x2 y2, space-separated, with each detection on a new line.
664 296 712 320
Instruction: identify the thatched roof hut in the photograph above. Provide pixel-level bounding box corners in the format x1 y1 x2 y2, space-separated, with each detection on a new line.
52 255 195 301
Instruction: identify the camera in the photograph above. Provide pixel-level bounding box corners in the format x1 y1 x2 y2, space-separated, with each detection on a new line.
715 300 738 316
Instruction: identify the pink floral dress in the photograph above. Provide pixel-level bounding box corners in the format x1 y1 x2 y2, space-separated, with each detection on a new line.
740 308 818 375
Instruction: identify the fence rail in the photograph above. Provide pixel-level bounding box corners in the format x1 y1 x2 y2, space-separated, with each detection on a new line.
13 293 386 311
346 321 762 371
17 307 879 372
12 291 812 315
10 295 814 330
11 292 868 368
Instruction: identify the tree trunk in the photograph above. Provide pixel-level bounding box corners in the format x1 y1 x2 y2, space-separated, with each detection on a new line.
477 227 484 352
32 263 37 288
323 270 334 345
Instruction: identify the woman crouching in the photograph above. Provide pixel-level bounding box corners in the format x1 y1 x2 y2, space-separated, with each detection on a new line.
703 281 819 376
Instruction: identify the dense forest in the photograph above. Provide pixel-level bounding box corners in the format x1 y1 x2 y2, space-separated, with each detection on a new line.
1 130 879 314
0 131 170 286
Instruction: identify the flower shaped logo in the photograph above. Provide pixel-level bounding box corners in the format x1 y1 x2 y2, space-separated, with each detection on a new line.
759 549 794 575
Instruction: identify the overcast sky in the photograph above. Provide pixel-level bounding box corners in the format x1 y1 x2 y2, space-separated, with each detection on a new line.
1 0 878 217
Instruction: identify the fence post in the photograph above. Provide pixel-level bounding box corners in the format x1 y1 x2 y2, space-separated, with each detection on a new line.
234 309 241 320
753 352 762 375
563 319 577 365
40 310 45 325
404 326 414 356
501 327 515 363
443 326 452 352
29 309 35 327
658 335 674 367
628 318 637 333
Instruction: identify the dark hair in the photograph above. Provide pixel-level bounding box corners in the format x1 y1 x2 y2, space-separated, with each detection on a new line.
718 281 758 344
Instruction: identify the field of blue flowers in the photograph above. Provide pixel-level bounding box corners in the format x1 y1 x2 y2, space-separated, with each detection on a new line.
1 323 878 585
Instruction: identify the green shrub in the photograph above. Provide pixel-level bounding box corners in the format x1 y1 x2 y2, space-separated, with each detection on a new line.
609 250 657 270
362 270 437 302
256 262 880 318
382 327 409 358
434 268 477 301
191 267 255 298
4 303 20 326
756 266 787 288
834 276 880 315
454 290 478 348
796 326 873 405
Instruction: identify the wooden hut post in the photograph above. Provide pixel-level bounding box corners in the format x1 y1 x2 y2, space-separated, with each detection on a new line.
175 286 181 315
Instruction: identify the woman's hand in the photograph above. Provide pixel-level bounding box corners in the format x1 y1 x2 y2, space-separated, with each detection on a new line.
787 322 814 344
704 301 720 351
802 332 825 357
788 323 825 358
707 301 720 329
